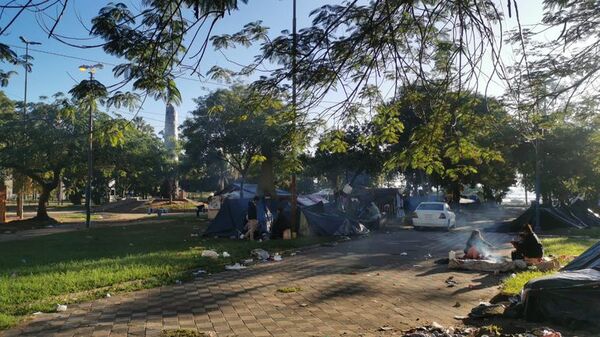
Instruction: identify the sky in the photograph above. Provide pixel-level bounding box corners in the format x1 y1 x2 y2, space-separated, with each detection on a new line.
0 0 547 135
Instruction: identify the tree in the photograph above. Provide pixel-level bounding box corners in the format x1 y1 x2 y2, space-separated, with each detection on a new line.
306 124 387 190
0 92 135 219
181 85 305 196
0 95 82 219
355 88 516 202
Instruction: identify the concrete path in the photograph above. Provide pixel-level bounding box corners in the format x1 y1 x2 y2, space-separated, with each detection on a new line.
2 229 514 337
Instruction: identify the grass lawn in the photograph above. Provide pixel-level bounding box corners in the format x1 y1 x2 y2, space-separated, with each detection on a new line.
0 215 329 329
501 236 598 295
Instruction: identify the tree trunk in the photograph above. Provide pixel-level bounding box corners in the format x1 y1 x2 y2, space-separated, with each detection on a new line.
36 185 52 220
451 183 461 204
240 175 245 199
33 169 61 220
258 154 276 197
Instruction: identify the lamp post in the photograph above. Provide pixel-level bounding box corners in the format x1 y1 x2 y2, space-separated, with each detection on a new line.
290 0 298 236
17 36 41 220
78 63 103 229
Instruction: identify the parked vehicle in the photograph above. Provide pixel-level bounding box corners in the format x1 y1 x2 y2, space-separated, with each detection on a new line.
412 202 456 230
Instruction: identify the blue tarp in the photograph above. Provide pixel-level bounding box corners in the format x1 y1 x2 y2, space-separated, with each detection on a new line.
300 202 368 236
203 198 282 237
216 183 291 198
563 240 600 271
204 198 368 238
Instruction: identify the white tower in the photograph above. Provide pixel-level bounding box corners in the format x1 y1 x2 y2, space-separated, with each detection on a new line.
164 103 180 198
164 103 178 161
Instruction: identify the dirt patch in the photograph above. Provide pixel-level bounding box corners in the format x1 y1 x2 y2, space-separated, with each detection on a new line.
149 199 200 212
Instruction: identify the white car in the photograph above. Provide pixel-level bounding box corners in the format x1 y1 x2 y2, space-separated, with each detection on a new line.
412 202 456 230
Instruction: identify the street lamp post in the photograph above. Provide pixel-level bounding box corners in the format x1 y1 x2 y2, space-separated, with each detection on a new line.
79 64 103 229
290 0 298 236
18 36 41 220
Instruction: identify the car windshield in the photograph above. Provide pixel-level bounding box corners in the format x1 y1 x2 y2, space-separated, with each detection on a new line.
417 203 444 211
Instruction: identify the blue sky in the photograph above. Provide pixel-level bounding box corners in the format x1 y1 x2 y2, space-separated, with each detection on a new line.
1 0 545 134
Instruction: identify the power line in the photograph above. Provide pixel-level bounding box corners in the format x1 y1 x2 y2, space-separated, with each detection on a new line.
7 44 231 87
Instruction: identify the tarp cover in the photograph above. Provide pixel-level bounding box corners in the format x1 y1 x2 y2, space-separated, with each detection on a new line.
562 240 600 271
507 205 589 232
523 268 600 327
203 198 250 237
204 198 367 238
300 202 369 236
215 183 291 199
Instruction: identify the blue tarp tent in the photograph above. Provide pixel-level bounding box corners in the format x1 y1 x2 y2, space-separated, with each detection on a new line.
203 198 282 237
299 202 368 236
203 198 249 237
215 183 291 199
204 197 368 237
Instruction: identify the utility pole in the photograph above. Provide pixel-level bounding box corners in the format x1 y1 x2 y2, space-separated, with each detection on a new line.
17 36 41 220
78 64 103 229
290 0 298 236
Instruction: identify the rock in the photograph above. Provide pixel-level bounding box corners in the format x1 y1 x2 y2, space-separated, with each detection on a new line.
105 293 111 298
56 304 67 312
378 326 393 331
453 302 461 308
222 251 231 258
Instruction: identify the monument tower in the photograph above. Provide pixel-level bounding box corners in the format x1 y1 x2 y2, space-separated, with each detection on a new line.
164 103 180 198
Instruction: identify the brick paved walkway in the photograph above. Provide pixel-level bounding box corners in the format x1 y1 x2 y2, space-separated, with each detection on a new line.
2 230 513 337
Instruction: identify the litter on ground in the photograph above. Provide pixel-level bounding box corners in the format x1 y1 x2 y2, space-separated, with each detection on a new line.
401 324 562 337
225 263 247 270
251 248 270 260
201 250 219 259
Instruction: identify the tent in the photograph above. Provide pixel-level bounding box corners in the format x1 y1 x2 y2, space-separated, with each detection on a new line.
351 188 405 218
562 240 600 271
507 204 589 232
298 202 369 236
521 241 600 327
204 193 366 237
215 183 291 199
297 193 329 207
203 198 251 237
522 268 600 328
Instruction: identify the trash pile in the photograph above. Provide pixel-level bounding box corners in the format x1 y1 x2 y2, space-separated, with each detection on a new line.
401 323 562 337
251 248 283 262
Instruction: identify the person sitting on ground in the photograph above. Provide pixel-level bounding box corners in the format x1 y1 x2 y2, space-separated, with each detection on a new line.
511 224 544 262
271 206 290 239
242 196 260 240
464 230 495 259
